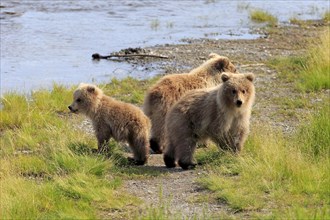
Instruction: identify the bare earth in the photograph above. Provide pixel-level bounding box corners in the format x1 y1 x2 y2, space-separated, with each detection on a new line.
92 23 329 219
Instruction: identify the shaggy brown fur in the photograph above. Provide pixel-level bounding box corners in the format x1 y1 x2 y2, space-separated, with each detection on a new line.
163 72 255 170
68 83 151 165
143 53 237 154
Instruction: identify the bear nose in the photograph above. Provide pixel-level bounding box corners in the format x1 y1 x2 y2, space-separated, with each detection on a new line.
236 100 242 107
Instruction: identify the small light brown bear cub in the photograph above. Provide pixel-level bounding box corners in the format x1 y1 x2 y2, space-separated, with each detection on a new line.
143 53 237 154
68 83 151 165
163 72 255 170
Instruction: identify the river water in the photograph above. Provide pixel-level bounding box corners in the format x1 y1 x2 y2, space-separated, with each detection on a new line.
1 0 328 94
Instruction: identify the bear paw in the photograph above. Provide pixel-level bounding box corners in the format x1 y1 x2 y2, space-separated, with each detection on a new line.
163 154 176 168
178 161 196 170
127 157 147 166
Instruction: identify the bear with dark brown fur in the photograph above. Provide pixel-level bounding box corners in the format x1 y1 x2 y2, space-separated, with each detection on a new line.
68 83 151 165
143 53 237 154
163 72 255 170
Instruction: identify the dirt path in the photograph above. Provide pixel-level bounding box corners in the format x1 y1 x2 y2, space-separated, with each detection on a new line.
123 154 227 218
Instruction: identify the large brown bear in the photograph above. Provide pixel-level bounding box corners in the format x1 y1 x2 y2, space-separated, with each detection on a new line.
143 53 237 154
68 83 151 165
163 72 255 170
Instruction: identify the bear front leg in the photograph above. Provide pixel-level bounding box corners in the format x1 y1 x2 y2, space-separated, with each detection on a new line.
163 140 176 168
129 132 149 166
94 124 112 154
232 128 249 153
176 138 198 170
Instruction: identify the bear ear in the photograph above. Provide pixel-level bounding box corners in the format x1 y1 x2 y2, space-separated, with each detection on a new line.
245 73 255 82
221 72 231 82
87 85 96 93
208 52 220 59
214 56 230 72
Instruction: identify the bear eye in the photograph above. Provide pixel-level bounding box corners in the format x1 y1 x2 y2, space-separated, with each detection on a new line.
232 90 237 94
76 98 82 103
242 90 246 94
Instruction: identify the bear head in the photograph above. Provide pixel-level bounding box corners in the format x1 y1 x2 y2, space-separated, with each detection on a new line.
68 83 103 115
192 53 237 84
218 72 255 110
207 53 237 73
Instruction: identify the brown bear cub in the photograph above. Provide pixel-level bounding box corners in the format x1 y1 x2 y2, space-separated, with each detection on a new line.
163 72 255 170
143 53 237 154
68 83 151 165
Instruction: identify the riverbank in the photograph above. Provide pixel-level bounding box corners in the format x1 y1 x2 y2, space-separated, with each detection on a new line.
1 21 329 219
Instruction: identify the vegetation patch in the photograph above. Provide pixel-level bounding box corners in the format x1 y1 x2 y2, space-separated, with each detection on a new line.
198 106 330 218
250 9 278 26
323 11 330 22
268 29 330 91
198 29 330 219
0 81 148 219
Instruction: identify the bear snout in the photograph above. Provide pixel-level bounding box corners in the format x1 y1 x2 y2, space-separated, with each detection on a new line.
236 100 243 107
68 105 77 113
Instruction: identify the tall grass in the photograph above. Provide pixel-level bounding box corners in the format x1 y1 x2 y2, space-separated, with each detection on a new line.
323 11 330 22
0 82 143 219
198 94 330 219
101 76 160 105
298 30 330 91
268 30 330 91
250 10 278 26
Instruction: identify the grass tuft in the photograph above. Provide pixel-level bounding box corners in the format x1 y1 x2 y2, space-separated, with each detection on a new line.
250 10 278 26
298 30 330 91
268 29 330 91
323 11 330 22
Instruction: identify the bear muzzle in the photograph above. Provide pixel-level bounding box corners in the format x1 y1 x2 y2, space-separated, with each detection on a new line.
236 100 243 107
68 105 78 113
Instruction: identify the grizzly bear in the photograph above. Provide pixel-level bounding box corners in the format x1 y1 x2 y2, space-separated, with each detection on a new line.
163 72 255 170
143 53 237 154
68 83 151 165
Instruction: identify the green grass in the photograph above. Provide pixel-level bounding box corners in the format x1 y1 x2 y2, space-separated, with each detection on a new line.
0 78 159 219
268 30 330 91
298 30 330 91
250 10 278 26
101 76 159 105
198 105 330 218
323 11 330 22
290 12 330 26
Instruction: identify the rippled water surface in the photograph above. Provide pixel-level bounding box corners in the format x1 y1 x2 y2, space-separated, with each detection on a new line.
1 0 328 94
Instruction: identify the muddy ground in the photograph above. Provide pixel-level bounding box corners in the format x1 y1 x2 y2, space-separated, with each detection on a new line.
95 23 329 219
